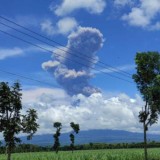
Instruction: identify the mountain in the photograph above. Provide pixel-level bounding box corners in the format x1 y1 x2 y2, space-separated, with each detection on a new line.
20 129 160 146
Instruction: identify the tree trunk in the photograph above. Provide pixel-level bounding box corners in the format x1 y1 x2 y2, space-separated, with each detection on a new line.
7 146 11 160
143 122 148 160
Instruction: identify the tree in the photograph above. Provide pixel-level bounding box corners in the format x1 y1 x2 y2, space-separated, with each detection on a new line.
132 52 160 160
70 122 80 153
0 82 39 160
53 122 62 153
22 109 39 140
22 108 39 152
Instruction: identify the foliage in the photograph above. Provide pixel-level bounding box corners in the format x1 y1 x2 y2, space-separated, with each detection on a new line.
133 52 160 160
133 52 160 125
70 122 80 152
1 141 160 154
0 82 39 160
53 122 62 153
22 109 39 140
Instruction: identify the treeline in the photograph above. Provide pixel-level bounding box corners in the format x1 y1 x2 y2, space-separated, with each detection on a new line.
0 141 160 154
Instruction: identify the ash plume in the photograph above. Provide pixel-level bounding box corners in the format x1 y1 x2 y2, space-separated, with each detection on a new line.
42 27 104 96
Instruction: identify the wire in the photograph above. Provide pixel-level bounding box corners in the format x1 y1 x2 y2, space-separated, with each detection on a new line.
0 68 59 88
0 29 134 84
0 20 131 79
0 15 132 77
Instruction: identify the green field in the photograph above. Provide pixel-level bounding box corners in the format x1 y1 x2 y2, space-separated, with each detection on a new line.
0 148 160 160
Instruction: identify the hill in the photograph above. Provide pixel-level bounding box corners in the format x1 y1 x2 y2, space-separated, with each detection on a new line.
20 129 160 146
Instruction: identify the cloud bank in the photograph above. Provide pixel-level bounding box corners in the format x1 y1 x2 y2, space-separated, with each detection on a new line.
42 27 104 96
22 88 147 134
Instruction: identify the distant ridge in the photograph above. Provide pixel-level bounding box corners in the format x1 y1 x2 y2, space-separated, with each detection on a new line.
20 129 160 146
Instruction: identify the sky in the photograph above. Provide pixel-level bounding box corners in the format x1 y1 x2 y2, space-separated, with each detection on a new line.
1 0 160 137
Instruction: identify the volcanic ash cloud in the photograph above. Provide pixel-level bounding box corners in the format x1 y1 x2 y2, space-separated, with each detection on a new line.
42 27 104 96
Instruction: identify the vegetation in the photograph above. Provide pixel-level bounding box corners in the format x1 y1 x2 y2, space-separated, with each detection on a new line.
133 52 160 160
0 141 160 154
0 82 39 160
0 148 160 160
22 109 39 141
69 122 80 153
53 122 62 153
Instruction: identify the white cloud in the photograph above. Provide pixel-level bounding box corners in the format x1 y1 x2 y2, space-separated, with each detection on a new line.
22 87 70 105
0 87 157 137
57 17 78 35
41 17 78 36
122 8 150 27
40 19 55 35
22 88 150 135
50 0 106 16
42 60 60 70
0 45 55 60
0 47 24 60
122 0 160 29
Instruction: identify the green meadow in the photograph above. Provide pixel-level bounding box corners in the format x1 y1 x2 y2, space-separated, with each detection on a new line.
0 148 160 160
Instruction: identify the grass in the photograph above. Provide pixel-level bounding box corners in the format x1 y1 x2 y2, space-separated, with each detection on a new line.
0 148 160 160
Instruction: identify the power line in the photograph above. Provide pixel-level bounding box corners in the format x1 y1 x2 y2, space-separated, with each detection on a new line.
0 20 131 79
0 29 134 84
0 15 132 77
0 68 58 88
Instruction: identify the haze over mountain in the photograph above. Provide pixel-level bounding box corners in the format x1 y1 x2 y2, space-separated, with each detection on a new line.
20 129 160 146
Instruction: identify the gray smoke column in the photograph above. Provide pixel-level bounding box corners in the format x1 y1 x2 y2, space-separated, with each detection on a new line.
42 27 104 96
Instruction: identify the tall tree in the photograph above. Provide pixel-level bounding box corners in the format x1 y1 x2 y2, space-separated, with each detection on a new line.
70 122 80 153
53 122 62 153
22 108 39 152
133 52 160 160
0 82 39 160
22 109 39 140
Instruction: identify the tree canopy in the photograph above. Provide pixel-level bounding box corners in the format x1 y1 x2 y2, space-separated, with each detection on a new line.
0 82 39 160
133 52 160 160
